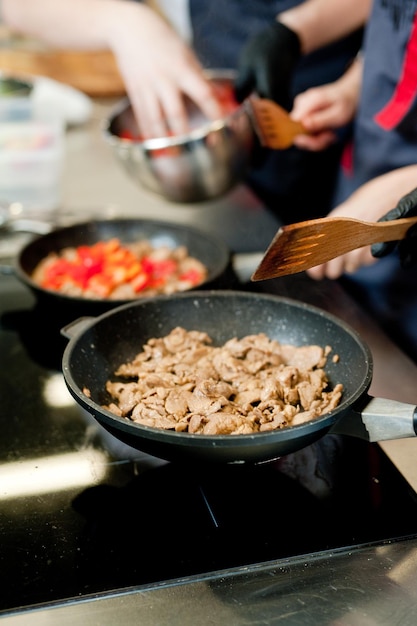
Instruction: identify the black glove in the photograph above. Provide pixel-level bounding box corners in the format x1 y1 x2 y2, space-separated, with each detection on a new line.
371 187 417 268
234 21 301 110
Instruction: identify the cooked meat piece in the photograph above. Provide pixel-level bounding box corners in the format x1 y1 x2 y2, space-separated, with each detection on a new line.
187 386 228 415
102 328 344 435
163 327 211 354
276 366 300 388
165 388 192 417
259 412 288 432
211 351 248 381
201 413 256 435
280 344 327 370
188 414 206 433
233 388 263 406
297 381 322 411
131 407 179 430
105 381 144 416
224 334 282 361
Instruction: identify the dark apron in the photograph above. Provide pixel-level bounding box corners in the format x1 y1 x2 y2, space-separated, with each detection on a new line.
336 0 417 363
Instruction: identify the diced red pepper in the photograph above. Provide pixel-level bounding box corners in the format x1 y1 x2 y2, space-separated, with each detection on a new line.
212 82 240 116
179 269 204 286
87 274 114 297
36 237 206 299
152 259 177 277
118 130 143 142
131 272 151 292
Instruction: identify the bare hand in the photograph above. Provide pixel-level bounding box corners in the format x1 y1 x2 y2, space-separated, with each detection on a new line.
290 61 361 151
306 247 377 281
110 4 223 138
305 166 417 280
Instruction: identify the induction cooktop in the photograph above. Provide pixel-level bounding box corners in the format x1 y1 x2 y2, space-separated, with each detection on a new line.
2 272 417 615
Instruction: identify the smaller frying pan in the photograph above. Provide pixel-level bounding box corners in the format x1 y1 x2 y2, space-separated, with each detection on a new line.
11 218 230 317
61 291 417 465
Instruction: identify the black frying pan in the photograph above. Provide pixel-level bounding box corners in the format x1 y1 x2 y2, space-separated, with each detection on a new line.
61 290 417 465
12 218 230 317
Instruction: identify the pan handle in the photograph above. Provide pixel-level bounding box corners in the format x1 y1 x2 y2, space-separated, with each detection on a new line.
331 395 417 442
60 317 95 340
0 219 52 273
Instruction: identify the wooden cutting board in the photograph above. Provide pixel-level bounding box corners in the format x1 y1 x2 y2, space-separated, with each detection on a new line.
0 47 126 97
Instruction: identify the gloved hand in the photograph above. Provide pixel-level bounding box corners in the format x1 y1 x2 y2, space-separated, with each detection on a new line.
371 187 417 268
234 21 301 110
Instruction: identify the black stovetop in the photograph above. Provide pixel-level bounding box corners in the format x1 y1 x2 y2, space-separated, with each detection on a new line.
2 271 417 615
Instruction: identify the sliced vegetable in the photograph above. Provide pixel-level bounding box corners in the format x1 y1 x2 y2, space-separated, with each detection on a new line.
34 238 207 299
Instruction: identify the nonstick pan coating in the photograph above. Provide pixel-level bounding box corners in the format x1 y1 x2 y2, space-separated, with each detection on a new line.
62 291 373 464
15 218 230 316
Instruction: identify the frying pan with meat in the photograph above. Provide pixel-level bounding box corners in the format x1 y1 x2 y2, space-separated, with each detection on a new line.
61 290 417 465
11 218 230 317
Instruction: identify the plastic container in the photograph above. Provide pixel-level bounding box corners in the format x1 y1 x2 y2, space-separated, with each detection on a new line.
0 76 33 122
0 118 64 210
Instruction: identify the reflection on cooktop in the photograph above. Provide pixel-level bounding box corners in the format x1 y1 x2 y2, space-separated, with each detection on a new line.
68 438 417 584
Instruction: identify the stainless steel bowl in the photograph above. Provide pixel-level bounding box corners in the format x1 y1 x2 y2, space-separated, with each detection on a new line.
103 71 255 203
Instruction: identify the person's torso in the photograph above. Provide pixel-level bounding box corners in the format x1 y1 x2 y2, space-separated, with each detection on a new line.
336 0 417 204
189 0 362 94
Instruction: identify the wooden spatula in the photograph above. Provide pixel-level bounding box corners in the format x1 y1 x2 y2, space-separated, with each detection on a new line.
251 215 417 281
246 97 308 149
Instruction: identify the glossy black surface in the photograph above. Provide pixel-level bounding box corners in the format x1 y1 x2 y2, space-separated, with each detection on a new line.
2 272 417 614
